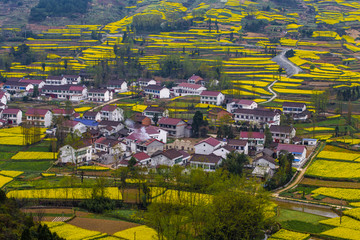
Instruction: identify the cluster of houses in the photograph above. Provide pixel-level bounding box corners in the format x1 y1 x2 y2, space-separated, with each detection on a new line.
0 73 317 179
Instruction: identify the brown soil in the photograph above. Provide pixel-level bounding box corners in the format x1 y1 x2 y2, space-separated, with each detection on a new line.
307 82 334 87
300 178 360 189
320 197 347 206
68 217 139 235
22 208 90 217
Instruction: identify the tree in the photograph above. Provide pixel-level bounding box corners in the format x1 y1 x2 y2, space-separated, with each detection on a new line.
192 111 204 138
153 114 159 126
220 152 248 176
264 125 273 148
32 85 39 98
128 156 137 171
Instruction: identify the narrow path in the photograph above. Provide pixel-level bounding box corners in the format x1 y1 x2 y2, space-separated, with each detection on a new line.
90 95 133 112
259 80 278 105
272 50 302 77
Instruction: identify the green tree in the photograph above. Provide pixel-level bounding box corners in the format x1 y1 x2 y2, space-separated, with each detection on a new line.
264 125 273 148
192 111 204 138
220 152 248 176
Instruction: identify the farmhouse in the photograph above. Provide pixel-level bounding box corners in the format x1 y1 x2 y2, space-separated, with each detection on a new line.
158 117 187 138
100 105 124 121
270 125 296 144
151 149 187 166
106 80 128 92
200 91 225 106
190 154 222 172
282 102 306 114
88 89 113 102
42 85 88 101
233 108 280 126
25 108 53 127
226 99 258 113
83 111 101 122
59 142 92 164
194 137 221 155
239 131 265 151
144 85 170 99
173 83 206 97
3 81 33 93
1 108 22 125
45 76 67 85
276 144 307 167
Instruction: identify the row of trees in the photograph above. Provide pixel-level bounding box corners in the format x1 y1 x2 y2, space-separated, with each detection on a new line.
336 86 360 101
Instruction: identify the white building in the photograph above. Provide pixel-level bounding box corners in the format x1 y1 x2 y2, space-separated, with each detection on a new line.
151 149 188 166
107 80 128 93
25 108 52 127
226 99 258 113
100 105 124 121
276 144 307 167
0 91 9 105
194 137 221 155
1 108 22 125
83 111 101 122
239 131 265 151
200 91 225 106
3 81 33 93
282 102 306 114
19 79 46 89
144 85 170 99
270 125 296 144
45 76 67 85
213 145 235 159
64 120 87 134
88 89 113 102
190 154 222 172
234 109 280 126
173 83 206 97
137 78 157 88
42 85 88 101
59 143 92 164
63 75 82 85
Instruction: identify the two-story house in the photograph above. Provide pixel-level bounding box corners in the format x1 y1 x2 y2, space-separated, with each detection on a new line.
282 102 306 114
88 89 113 102
25 108 52 127
45 76 67 85
94 137 125 155
63 75 82 85
226 139 249 155
270 125 296 144
135 138 165 155
63 120 87 134
106 80 128 93
239 131 265 151
42 85 88 101
190 154 222 172
276 144 307 167
173 83 206 97
151 149 187 166
100 105 124 121
143 106 165 122
1 108 22 125
3 81 34 93
158 117 187 138
83 111 101 122
144 85 170 99
226 99 258 113
200 91 225 106
59 142 92 164
187 74 204 85
233 108 280 126
19 79 46 89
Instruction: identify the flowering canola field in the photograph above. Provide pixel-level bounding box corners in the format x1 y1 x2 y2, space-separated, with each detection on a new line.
113 225 159 240
11 152 57 160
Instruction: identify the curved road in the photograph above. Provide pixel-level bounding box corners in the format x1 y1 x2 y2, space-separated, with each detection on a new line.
259 80 278 105
272 50 303 77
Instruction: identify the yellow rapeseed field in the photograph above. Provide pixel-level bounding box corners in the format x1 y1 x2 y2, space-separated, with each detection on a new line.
12 152 57 160
113 225 159 240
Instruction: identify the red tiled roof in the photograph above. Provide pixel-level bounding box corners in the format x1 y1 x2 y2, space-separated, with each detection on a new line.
69 86 85 91
145 126 160 135
240 131 265 139
200 91 221 97
101 105 117 112
2 108 21 114
47 76 64 80
19 79 44 84
52 109 68 115
25 108 50 116
64 120 80 128
158 117 183 126
237 99 255 105
283 102 306 108
177 82 203 90
195 137 221 147
95 137 120 147
136 138 164 146
188 75 203 81
133 152 151 161
277 144 306 153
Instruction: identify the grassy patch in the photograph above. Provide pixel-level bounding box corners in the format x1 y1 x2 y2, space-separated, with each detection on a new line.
280 220 333 234
105 209 143 223
0 145 24 152
0 152 17 160
0 161 53 172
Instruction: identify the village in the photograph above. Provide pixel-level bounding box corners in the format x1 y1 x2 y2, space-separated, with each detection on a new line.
0 73 317 180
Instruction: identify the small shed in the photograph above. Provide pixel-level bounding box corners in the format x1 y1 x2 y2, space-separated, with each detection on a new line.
302 138 317 146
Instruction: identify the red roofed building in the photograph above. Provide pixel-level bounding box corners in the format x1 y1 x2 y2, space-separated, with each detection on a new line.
135 138 165 155
195 137 222 155
52 108 75 117
227 99 258 113
158 117 187 138
88 88 113 102
100 105 123 121
64 120 87 134
200 91 225 106
19 79 45 88
187 74 204 84
25 108 52 127
276 144 307 167
133 152 151 165
45 75 67 85
42 85 87 101
173 82 206 97
240 131 265 151
1 108 22 125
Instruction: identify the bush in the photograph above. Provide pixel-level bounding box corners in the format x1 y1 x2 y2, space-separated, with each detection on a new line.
80 197 117 214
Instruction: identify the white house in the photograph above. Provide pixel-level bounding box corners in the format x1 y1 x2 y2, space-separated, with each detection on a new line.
144 85 170 99
19 79 46 89
88 89 113 102
213 145 235 159
270 125 296 144
173 83 206 97
302 138 318 146
0 91 9 105
83 111 101 122
63 75 82 85
94 137 125 155
234 108 280 126
107 80 128 93
1 108 22 125
158 117 187 138
25 108 52 127
226 99 258 113
226 139 249 155
190 154 222 172
151 149 187 166
64 120 87 134
276 144 307 167
143 107 165 122
187 74 204 85
133 152 152 166
252 155 278 178
282 102 306 114
3 81 33 93
200 91 225 106
42 85 88 101
100 105 124 121
59 142 92 164
128 126 168 144
194 137 221 155
45 76 67 85
137 78 157 88
239 131 265 151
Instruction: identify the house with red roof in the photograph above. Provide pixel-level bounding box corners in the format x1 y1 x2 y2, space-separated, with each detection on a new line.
1 108 22 125
88 89 113 102
227 99 258 113
172 82 207 97
200 91 225 106
100 105 124 121
19 79 45 89
194 137 222 155
240 131 265 151
59 141 93 164
276 144 307 167
270 125 296 144
63 75 81 85
63 120 87 134
234 108 280 126
0 91 10 105
3 81 34 93
25 108 52 127
42 85 87 101
187 74 204 84
158 117 187 138
52 108 75 117
144 85 170 99
132 152 152 165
